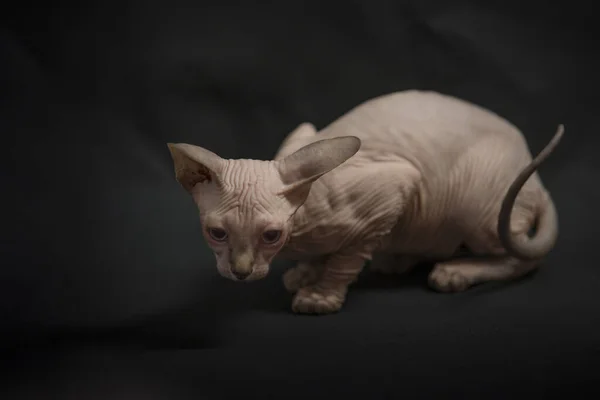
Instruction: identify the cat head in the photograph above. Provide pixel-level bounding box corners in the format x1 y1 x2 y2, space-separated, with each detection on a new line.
167 133 361 282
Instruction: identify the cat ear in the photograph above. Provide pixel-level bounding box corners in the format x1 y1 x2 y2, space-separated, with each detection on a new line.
276 136 361 204
167 143 226 192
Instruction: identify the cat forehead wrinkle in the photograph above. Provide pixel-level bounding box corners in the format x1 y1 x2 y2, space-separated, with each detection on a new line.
207 190 240 215
217 165 284 213
219 159 277 186
208 185 284 223
219 211 280 236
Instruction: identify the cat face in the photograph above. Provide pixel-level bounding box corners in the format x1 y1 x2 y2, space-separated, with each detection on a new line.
192 160 298 281
168 134 360 281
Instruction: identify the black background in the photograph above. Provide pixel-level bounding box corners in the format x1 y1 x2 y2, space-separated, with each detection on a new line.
2 0 600 398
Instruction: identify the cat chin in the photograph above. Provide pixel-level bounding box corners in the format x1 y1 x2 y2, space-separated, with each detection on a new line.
215 264 270 282
243 269 270 282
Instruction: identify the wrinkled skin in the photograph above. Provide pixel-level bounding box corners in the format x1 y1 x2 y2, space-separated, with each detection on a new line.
168 90 563 315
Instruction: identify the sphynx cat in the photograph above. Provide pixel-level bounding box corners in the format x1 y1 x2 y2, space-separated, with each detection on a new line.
168 90 563 315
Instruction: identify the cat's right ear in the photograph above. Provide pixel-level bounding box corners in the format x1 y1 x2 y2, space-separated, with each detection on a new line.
167 143 225 192
276 136 361 206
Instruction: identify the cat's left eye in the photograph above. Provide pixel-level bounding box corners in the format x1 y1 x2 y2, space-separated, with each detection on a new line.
262 230 282 244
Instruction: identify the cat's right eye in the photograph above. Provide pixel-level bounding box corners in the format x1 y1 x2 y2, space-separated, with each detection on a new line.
208 227 228 242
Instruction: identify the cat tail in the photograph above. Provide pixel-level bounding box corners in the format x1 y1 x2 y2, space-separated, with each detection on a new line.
497 124 564 261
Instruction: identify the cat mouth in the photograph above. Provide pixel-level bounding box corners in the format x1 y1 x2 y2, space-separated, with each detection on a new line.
218 263 270 282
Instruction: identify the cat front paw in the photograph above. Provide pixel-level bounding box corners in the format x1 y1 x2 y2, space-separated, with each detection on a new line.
291 285 347 315
282 262 321 293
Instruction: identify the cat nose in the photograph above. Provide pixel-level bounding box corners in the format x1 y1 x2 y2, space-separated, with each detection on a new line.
230 249 254 280
232 270 251 280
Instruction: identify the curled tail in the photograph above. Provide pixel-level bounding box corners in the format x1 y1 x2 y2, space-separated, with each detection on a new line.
497 124 564 261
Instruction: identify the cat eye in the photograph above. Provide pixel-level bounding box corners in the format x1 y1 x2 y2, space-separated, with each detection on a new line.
262 230 282 244
208 227 228 242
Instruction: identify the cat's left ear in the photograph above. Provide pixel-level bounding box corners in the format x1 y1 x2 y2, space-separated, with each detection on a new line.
167 143 225 192
276 136 361 204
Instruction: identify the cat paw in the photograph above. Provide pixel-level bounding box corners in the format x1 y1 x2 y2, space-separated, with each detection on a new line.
428 266 471 293
291 285 347 315
282 263 321 293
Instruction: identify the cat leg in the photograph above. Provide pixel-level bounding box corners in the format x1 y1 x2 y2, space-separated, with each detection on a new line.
288 160 421 314
428 192 543 292
427 256 539 293
370 253 419 275
291 253 365 314
282 260 325 293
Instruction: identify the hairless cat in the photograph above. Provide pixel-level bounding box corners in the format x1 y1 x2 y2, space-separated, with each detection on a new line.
168 90 563 315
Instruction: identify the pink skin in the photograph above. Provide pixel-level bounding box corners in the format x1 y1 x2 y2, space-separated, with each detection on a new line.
168 90 562 315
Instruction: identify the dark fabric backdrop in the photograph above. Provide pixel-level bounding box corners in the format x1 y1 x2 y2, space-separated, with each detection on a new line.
2 0 599 398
